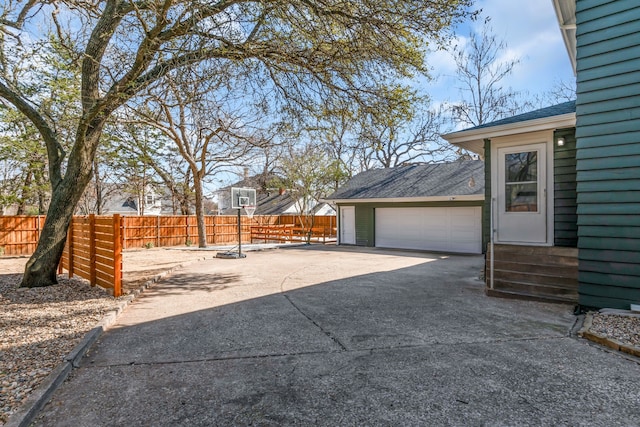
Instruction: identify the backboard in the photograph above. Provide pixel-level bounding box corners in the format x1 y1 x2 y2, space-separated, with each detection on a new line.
231 187 257 209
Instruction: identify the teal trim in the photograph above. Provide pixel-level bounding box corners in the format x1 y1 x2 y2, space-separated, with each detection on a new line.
483 139 491 252
554 129 578 247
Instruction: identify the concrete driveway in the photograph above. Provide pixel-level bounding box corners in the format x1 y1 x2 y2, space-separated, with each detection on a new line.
34 245 640 426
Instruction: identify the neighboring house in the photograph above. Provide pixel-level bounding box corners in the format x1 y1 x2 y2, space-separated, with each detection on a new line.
442 1 640 310
325 161 484 254
101 184 170 216
216 174 336 216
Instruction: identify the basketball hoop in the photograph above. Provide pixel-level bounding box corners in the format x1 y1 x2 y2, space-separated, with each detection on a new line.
244 205 256 219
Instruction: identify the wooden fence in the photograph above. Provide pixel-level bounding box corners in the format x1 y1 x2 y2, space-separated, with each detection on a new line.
120 214 336 249
0 215 46 256
59 214 123 297
2 214 336 255
1 214 336 297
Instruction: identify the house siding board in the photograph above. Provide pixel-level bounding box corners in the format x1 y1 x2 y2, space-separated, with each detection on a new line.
578 132 640 150
576 120 640 138
577 143 640 159
580 294 637 310
577 167 640 182
577 105 640 126
577 58 639 82
554 129 578 247
580 248 640 264
577 70 640 94
578 214 640 227
575 0 640 309
579 45 640 71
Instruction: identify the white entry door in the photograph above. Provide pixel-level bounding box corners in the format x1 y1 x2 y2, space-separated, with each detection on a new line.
340 206 356 245
496 143 547 243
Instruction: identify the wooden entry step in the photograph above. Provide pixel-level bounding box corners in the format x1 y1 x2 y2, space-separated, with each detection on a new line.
486 244 578 304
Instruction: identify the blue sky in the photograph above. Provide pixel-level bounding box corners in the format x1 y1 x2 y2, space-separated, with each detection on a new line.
425 0 575 111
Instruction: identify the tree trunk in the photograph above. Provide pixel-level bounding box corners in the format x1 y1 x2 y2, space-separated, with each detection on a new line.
94 160 103 214
20 172 89 287
193 172 207 248
20 130 100 288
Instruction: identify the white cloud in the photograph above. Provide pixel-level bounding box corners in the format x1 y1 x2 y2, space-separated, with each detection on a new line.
422 0 575 108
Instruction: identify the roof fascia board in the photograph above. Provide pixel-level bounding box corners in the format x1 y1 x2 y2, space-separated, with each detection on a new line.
551 0 577 74
443 112 576 146
324 195 484 204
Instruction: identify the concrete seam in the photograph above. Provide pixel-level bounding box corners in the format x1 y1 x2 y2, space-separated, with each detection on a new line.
283 294 348 351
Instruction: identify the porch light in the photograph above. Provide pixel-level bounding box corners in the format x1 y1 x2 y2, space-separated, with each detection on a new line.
557 138 565 147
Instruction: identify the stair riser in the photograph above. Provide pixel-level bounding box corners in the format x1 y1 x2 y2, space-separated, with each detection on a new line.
490 271 577 288
486 261 578 278
486 289 576 305
486 254 577 267
490 279 578 297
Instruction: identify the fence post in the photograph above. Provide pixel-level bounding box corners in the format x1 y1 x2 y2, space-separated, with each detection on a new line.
68 218 74 278
36 215 42 246
156 216 160 248
185 215 189 245
211 215 218 245
113 214 122 297
121 216 127 250
89 214 96 286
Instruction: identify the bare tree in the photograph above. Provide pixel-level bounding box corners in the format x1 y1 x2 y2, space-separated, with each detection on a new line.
359 107 454 168
130 71 262 247
0 0 473 287
450 22 529 127
271 144 348 242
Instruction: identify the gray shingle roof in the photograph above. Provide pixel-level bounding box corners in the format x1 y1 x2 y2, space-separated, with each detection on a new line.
461 100 576 132
326 160 484 200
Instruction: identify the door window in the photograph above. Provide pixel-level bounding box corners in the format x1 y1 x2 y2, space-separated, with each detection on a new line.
504 151 538 212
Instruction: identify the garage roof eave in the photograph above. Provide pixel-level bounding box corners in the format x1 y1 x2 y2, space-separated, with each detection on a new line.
325 195 484 204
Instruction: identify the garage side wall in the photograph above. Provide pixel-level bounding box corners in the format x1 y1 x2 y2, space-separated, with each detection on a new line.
353 201 484 249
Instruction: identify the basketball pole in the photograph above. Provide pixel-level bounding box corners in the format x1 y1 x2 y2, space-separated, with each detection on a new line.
237 208 242 258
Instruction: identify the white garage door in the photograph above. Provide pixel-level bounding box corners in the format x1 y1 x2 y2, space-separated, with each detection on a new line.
375 207 482 254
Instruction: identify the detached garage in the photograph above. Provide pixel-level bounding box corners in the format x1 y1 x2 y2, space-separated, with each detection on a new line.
326 161 485 254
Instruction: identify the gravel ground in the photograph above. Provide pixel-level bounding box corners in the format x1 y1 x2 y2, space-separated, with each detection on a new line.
0 248 211 425
589 312 640 348
1 248 639 425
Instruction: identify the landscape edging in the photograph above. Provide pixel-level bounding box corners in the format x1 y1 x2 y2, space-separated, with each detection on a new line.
578 312 640 359
4 254 211 427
